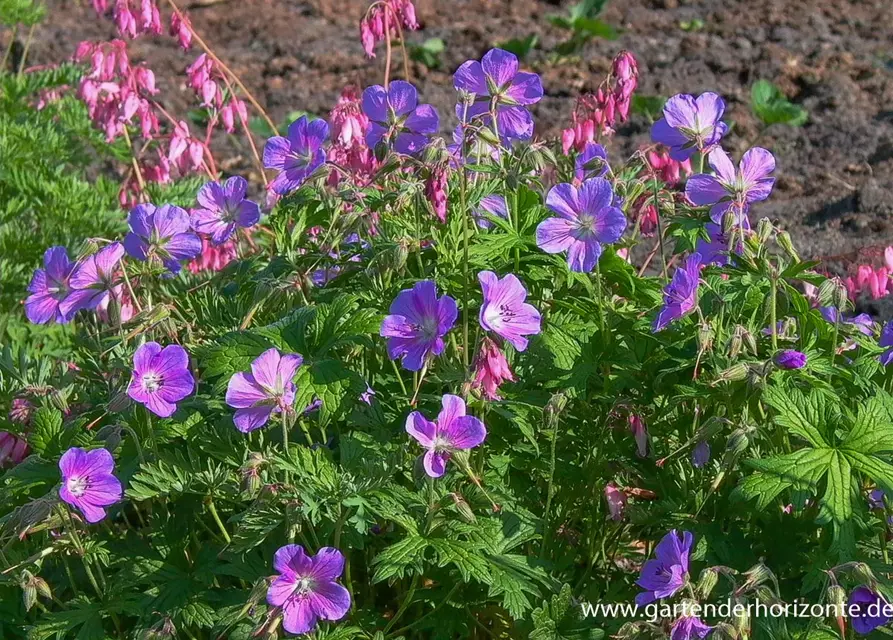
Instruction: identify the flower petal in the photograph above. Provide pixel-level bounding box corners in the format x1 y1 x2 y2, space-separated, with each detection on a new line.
309 580 351 621
437 394 467 434
566 238 602 273
274 544 312 576
234 405 275 432
453 60 487 96
405 104 439 135
362 85 389 123
536 217 576 253
310 547 345 582
442 415 487 450
387 80 418 117
685 175 727 206
482 48 519 88
406 411 436 447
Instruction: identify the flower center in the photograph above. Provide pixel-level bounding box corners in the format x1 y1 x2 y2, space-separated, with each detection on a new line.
417 316 439 340
574 213 598 239
142 372 163 393
66 475 89 498
432 436 451 452
295 576 315 596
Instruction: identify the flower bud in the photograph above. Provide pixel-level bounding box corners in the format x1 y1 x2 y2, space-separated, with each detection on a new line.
449 492 476 523
20 570 37 612
108 390 132 413
776 231 799 261
697 567 719 599
713 622 739 640
756 218 773 245
698 322 715 352
817 279 838 307
725 427 751 458
853 562 877 586
826 584 847 615
731 597 750 637
740 563 774 592
753 585 782 606
716 363 748 383
741 327 758 356
728 326 743 358
96 424 123 450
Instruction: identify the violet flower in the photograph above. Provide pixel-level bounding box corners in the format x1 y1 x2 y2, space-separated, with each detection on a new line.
58 447 123 523
868 489 885 510
264 116 330 195
192 176 261 244
536 178 627 273
478 271 541 351
880 320 893 365
635 529 693 605
61 242 125 316
849 586 892 635
654 253 702 332
127 342 195 418
691 441 710 468
406 394 487 478
774 349 807 369
650 92 727 161
685 147 776 220
453 48 543 142
821 307 874 336
380 280 458 371
362 81 439 155
696 223 742 267
473 194 509 230
267 545 351 636
25 247 75 324
225 348 303 433
124 203 202 274
575 142 609 181
670 616 713 640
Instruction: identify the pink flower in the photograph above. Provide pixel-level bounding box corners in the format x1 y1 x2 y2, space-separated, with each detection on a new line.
604 483 628 521
187 236 239 274
8 398 34 426
0 432 29 468
359 0 419 58
629 415 647 457
647 148 691 187
426 164 448 223
472 337 516 400
169 11 192 49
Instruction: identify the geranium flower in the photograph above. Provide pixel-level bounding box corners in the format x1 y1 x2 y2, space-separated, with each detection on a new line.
653 253 702 332
685 147 776 220
651 92 727 161
575 142 609 181
536 178 627 273
225 348 303 432
453 48 543 142
58 447 123 523
604 483 628 521
478 271 541 351
774 349 807 369
362 81 439 155
691 441 710 468
124 203 202 274
406 394 487 477
635 529 693 605
25 247 75 324
127 342 195 418
264 116 329 195
670 616 713 640
380 281 457 371
192 176 261 245
473 194 508 229
267 545 351 636
61 243 125 316
849 586 892 635
880 320 893 365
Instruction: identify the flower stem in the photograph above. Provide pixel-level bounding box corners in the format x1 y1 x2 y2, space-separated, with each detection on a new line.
459 104 471 369
650 178 669 279
206 498 231 544
770 271 778 351
15 22 35 76
383 575 419 634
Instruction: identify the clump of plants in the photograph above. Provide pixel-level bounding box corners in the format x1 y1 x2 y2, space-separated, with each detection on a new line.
2 1 893 639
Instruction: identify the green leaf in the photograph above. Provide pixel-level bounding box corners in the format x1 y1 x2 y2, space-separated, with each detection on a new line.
28 407 63 456
842 392 893 455
817 451 853 525
531 584 605 640
497 34 538 60
751 80 808 127
371 535 428 583
195 332 274 381
428 538 491 583
762 385 834 448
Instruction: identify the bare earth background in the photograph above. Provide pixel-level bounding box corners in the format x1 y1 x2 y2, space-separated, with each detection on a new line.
19 0 893 276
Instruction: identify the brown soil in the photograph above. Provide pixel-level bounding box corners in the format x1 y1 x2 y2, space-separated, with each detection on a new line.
11 0 893 265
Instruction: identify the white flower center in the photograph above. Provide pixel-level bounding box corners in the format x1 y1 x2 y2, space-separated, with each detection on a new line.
295 576 315 596
142 372 162 393
67 475 88 497
432 436 451 452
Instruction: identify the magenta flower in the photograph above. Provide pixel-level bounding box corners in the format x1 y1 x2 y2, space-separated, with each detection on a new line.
653 253 702 332
651 92 728 161
453 48 543 141
127 342 195 418
406 394 487 478
574 142 609 181
774 349 807 369
380 281 458 371
635 530 693 605
58 447 123 524
849 586 892 635
536 178 627 273
61 242 125 317
192 176 261 245
478 271 541 351
472 337 516 400
267 545 351 636
124 204 202 274
685 147 776 220
0 431 28 468
670 616 713 640
473 194 509 229
263 116 330 195
25 247 75 324
225 348 303 432
362 81 439 155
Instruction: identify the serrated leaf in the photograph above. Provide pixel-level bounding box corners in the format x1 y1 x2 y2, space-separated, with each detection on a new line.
28 407 63 456
762 385 833 448
371 535 428 583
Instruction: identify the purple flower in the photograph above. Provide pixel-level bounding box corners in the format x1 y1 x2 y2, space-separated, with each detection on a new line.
685 147 776 220
635 529 693 605
849 586 892 635
406 394 487 478
478 271 541 351
651 92 728 161
575 142 609 181
691 440 710 468
670 616 713 640
868 488 886 510
380 281 458 371
267 545 351 636
654 253 702 332
453 48 543 141
124 204 202 274
696 223 742 266
536 178 627 273
61 242 125 316
821 307 875 336
362 81 439 155
127 342 195 418
263 116 329 195
192 176 261 245
360 384 375 405
774 349 807 369
58 447 122 524
225 348 303 433
25 247 75 324
473 194 509 230
880 320 893 365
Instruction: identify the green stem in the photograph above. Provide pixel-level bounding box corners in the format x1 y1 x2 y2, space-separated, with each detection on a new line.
383 575 419 633
770 272 778 352
389 583 461 637
389 358 409 397
60 508 103 599
207 498 231 544
650 179 669 279
540 413 559 560
16 22 35 77
2 25 17 71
